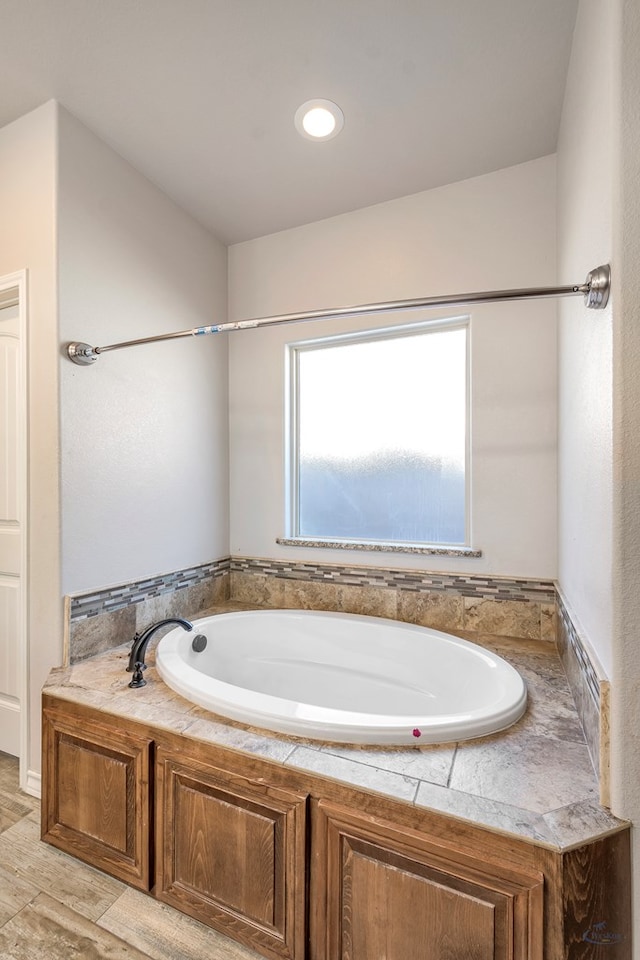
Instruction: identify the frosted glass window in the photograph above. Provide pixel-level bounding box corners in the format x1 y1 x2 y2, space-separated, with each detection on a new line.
291 321 468 545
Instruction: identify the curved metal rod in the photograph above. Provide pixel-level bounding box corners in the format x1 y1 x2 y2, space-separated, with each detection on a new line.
66 263 610 365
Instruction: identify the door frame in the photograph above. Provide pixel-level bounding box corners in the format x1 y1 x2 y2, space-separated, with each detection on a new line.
0 269 28 784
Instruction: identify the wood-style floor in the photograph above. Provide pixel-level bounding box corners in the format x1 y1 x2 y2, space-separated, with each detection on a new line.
0 751 261 959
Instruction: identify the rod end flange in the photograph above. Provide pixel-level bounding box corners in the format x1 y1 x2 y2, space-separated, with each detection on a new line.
584 264 610 310
67 342 99 365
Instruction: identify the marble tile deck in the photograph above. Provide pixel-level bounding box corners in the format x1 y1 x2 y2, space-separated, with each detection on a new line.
0 752 262 960
44 604 627 852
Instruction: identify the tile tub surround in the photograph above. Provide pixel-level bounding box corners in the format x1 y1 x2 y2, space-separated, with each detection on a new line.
64 556 608 805
45 603 626 851
230 556 557 642
65 556 557 663
66 558 230 664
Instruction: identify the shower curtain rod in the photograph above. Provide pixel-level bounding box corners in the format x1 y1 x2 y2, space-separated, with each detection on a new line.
66 263 611 365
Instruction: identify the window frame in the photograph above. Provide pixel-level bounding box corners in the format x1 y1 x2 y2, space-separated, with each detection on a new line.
285 315 471 551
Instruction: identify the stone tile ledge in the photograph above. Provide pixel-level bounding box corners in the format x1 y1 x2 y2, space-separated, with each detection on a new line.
276 537 483 558
43 610 626 852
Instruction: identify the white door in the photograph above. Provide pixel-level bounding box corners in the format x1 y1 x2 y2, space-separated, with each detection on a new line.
0 275 25 757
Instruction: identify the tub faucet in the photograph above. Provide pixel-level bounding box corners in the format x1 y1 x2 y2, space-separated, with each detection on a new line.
126 617 193 688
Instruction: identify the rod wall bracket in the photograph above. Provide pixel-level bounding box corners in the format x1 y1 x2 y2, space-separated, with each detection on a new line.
584 264 610 309
67 342 99 365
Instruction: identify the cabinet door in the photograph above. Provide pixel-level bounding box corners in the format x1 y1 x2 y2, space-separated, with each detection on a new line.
42 703 152 889
156 746 307 960
313 800 543 960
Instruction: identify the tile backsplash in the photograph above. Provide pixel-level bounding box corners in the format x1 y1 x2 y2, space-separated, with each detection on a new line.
66 558 230 664
230 556 557 642
67 555 557 663
69 558 231 621
556 589 610 803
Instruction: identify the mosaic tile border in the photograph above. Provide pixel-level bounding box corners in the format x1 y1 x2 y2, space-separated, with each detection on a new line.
555 589 608 794
556 592 600 709
231 556 556 603
69 558 230 622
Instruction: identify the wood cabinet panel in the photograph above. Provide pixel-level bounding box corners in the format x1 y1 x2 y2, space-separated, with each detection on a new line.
561 830 631 959
155 747 307 960
41 703 152 889
313 800 544 960
173 774 277 923
345 838 496 960
57 737 129 851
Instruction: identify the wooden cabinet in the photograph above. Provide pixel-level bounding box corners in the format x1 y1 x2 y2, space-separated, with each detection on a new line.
312 800 543 960
42 700 152 890
41 695 631 960
155 746 307 960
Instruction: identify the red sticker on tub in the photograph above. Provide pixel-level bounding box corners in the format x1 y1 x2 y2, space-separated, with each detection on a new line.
412 728 422 738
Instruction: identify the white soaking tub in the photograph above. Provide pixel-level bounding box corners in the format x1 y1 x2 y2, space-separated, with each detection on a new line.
155 609 527 746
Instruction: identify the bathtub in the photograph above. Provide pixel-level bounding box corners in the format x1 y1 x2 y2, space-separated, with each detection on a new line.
155 609 527 746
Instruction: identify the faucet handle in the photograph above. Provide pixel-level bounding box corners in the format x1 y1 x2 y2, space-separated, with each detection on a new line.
128 661 147 688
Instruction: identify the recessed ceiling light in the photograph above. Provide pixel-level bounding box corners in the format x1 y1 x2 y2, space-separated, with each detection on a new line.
294 99 344 141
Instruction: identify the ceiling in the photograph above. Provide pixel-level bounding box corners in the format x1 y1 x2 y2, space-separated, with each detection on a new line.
0 0 578 244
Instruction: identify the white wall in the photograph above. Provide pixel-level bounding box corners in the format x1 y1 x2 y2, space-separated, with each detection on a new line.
58 107 230 594
557 0 614 677
0 101 231 780
0 102 60 783
559 0 640 945
610 0 640 947
228 157 558 578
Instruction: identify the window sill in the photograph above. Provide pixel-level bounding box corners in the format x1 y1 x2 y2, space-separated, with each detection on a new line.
276 538 482 558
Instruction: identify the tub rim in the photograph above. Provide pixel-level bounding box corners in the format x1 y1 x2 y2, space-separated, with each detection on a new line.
155 608 528 745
